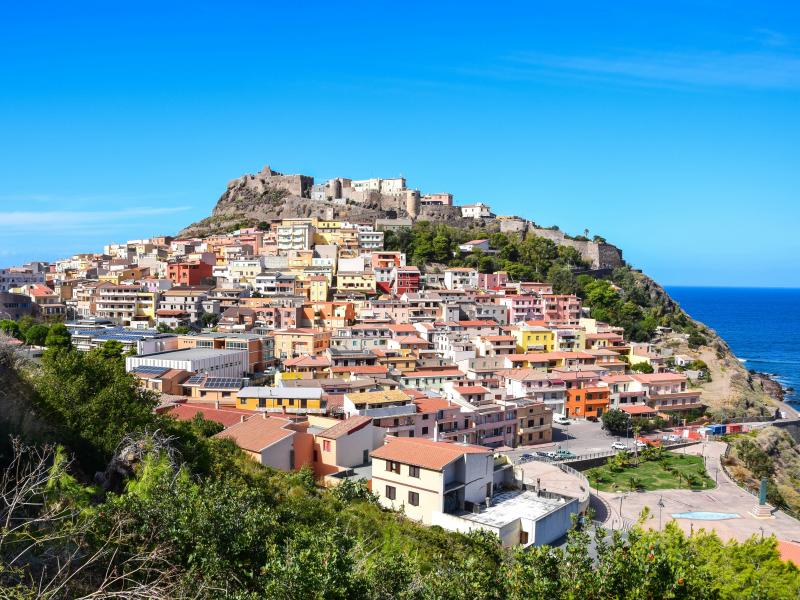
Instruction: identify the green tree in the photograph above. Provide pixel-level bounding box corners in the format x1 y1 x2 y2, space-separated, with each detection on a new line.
44 322 72 349
33 349 160 469
0 319 21 339
25 323 50 346
94 339 126 361
602 408 630 435
201 311 220 328
630 361 655 374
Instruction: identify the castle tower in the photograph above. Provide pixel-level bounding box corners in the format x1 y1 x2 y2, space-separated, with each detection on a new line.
405 189 420 219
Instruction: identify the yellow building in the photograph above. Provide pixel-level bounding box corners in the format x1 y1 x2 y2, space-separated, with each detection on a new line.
272 328 332 359
335 271 376 294
314 220 345 244
511 324 555 353
236 386 325 414
98 267 146 285
134 291 158 324
307 276 329 302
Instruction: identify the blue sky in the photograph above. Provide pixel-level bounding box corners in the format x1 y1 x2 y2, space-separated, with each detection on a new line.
1 1 798 286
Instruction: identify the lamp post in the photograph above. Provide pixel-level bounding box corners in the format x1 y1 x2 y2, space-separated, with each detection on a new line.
658 496 665 530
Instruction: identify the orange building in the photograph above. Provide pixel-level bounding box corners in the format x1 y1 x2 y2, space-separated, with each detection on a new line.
565 386 610 419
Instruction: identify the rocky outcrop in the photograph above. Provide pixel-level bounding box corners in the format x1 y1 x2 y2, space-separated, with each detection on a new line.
177 164 626 269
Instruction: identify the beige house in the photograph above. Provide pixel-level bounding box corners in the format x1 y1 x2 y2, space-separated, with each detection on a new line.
370 437 494 525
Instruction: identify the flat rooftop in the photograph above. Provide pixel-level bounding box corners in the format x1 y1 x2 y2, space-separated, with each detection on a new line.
132 348 246 361
458 490 567 528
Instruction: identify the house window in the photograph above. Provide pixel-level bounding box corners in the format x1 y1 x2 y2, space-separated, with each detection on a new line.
323 440 331 452
409 465 420 478
386 485 396 500
408 491 419 506
422 426 429 435
519 531 529 545
385 460 400 474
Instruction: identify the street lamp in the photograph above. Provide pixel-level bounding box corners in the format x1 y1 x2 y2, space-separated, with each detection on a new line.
658 496 665 530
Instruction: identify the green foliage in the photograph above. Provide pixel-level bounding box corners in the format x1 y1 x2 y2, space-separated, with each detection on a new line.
587 452 715 492
735 438 774 479
601 408 630 435
24 323 49 346
31 348 160 470
688 331 707 349
0 319 21 338
630 361 655 373
92 339 126 361
44 323 71 349
200 311 220 328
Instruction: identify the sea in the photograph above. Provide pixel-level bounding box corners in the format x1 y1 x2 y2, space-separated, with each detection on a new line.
666 287 800 404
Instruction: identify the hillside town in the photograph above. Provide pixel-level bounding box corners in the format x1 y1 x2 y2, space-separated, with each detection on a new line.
0 172 719 546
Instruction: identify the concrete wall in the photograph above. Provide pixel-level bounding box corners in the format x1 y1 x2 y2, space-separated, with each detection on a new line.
335 423 375 467
530 498 578 546
260 434 294 472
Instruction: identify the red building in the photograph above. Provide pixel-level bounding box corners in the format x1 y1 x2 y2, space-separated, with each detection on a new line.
167 261 213 286
393 266 421 295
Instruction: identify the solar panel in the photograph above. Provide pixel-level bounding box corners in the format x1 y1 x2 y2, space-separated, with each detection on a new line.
133 366 169 376
185 374 206 385
204 377 242 389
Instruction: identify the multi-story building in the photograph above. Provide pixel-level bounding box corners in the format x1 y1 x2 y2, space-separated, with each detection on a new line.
370 436 494 525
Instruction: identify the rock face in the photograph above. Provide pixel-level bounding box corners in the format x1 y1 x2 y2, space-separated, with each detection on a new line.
177 164 625 270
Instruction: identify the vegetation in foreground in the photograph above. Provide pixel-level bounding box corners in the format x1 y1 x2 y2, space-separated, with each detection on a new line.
1 343 798 598
586 449 715 493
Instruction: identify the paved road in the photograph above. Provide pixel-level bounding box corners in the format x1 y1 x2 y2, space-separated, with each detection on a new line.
505 420 635 462
597 441 800 543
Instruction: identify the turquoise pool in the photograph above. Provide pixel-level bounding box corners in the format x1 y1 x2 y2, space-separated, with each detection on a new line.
671 511 740 520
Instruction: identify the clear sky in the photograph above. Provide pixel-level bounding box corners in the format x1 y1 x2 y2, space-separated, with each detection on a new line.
1 1 798 286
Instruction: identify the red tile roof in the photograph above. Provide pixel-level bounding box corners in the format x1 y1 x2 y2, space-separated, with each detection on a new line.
317 415 372 440
370 436 491 471
214 414 295 452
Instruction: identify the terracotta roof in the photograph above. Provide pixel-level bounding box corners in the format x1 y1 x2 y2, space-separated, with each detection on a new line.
214 415 295 452
621 405 656 415
453 385 489 395
284 355 331 367
394 335 429 345
413 396 454 413
777 540 800 567
322 394 345 411
371 437 491 471
482 335 515 342
317 415 372 440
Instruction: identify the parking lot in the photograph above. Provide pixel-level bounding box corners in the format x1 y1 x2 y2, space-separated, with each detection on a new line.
505 419 629 462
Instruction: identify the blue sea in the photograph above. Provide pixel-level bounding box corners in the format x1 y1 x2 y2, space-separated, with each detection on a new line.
666 287 800 404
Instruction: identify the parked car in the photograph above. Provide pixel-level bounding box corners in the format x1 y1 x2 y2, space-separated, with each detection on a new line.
611 441 628 451
586 416 599 422
634 440 647 449
668 434 680 442
552 449 576 460
553 415 571 425
519 453 535 463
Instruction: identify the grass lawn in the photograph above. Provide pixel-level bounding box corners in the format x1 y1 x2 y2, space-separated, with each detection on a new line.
585 452 715 493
